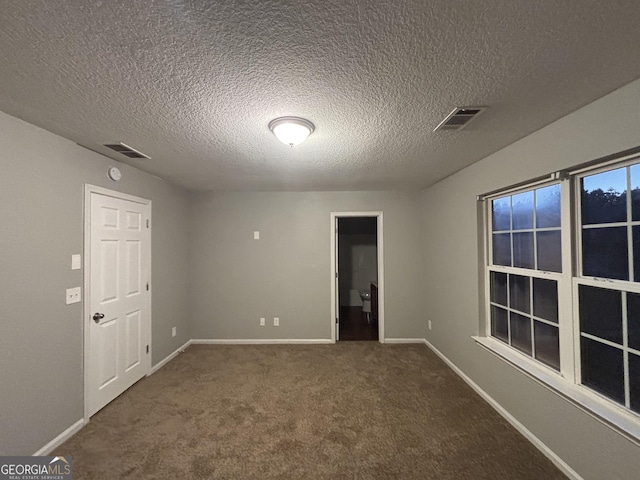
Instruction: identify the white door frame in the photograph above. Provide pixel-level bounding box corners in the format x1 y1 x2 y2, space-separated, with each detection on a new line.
330 211 384 343
83 184 152 423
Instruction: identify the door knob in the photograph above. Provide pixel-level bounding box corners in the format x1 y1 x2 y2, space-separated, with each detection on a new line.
93 313 105 323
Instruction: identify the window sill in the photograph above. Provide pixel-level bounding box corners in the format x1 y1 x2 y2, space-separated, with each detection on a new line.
472 335 640 446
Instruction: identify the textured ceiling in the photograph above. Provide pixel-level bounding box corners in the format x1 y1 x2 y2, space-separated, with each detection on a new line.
1 1 639 192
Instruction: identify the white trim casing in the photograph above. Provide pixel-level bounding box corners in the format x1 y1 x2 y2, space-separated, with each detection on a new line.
424 339 583 480
330 212 385 343
150 340 192 374
191 339 334 345
384 338 425 344
33 419 84 456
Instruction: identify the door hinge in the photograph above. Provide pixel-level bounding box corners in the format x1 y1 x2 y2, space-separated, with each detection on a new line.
146 282 149 291
335 271 338 278
146 345 149 354
146 219 149 229
336 317 339 324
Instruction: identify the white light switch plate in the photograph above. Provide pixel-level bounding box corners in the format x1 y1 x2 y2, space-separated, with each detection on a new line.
260 317 265 326
66 287 81 305
71 254 81 270
172 327 176 337
274 317 279 326
253 231 260 240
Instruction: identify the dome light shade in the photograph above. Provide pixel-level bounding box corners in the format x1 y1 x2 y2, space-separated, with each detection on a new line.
269 117 314 147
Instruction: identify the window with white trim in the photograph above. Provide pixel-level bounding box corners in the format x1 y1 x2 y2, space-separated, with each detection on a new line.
489 183 563 371
577 164 640 414
483 154 640 433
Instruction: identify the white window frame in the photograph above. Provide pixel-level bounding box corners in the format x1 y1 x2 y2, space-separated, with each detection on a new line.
475 154 640 446
484 179 572 376
574 158 640 414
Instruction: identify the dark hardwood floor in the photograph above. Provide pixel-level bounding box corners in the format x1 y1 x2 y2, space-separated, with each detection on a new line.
339 306 378 341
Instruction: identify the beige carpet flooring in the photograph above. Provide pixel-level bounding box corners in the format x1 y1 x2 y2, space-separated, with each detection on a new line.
56 343 565 479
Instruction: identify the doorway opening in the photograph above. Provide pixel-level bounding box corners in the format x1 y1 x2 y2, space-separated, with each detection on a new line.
331 212 384 342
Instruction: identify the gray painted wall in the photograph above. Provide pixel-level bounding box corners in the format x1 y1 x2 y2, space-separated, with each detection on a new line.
421 79 640 478
0 112 192 455
189 191 423 340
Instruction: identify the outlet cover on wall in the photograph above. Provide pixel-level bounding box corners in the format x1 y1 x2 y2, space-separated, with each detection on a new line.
260 317 265 326
66 287 81 305
172 327 176 337
428 320 432 330
273 317 279 327
71 254 81 270
253 231 260 240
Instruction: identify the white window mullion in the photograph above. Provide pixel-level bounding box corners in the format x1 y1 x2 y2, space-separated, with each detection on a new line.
576 175 584 278
578 276 640 294
484 200 492 337
559 178 576 383
490 264 562 281
507 274 512 346
622 291 631 409
627 167 634 282
571 279 583 385
533 189 539 270
530 191 538 359
509 196 514 268
529 276 536 358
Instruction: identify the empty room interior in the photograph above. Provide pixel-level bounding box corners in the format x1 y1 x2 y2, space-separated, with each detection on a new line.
2 1 640 479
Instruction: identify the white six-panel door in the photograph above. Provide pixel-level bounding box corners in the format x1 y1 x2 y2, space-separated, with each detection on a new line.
87 189 151 417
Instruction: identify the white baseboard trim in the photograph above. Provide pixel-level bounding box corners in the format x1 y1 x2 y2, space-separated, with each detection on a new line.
384 338 425 344
191 338 334 345
33 419 84 456
150 339 193 374
422 339 582 480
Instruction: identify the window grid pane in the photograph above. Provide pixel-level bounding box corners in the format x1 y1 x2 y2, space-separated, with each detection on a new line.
489 270 560 371
534 321 560 370
580 336 625 405
577 279 640 410
581 167 627 225
582 227 628 280
491 185 561 273
579 165 640 283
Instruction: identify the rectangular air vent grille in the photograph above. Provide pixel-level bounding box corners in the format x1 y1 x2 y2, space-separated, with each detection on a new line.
434 106 487 132
104 143 150 159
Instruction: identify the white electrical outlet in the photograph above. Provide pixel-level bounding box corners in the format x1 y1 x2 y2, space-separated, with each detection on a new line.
274 317 279 327
260 317 265 326
428 320 432 330
172 327 176 337
71 254 81 270
66 287 81 305
254 231 260 240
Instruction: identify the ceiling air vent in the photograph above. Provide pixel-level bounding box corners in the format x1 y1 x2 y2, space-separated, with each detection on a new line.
103 143 150 159
433 106 487 132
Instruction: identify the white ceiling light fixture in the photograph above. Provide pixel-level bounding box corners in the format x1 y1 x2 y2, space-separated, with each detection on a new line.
269 116 314 147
